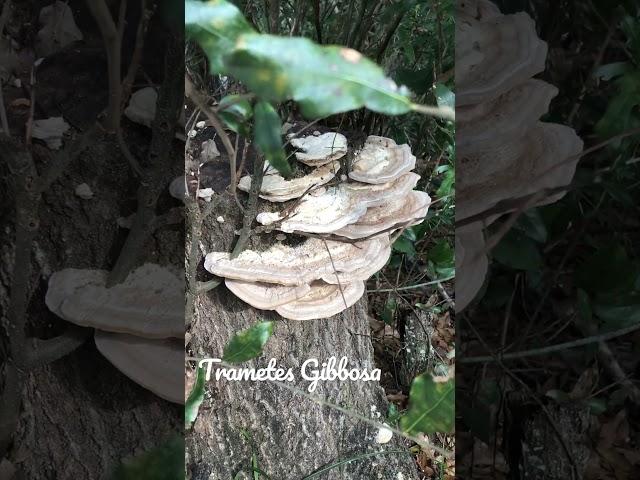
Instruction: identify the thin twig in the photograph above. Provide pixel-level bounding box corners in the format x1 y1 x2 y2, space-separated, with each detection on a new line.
460 322 640 364
367 275 454 293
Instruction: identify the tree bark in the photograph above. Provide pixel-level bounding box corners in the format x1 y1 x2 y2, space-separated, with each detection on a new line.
186 194 418 479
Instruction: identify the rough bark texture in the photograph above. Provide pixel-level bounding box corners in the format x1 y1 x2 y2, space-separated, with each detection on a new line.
186 193 418 480
1 135 183 478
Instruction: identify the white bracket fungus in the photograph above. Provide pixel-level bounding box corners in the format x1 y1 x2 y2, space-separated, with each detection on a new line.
349 136 416 184
46 263 183 339
206 134 429 320
95 331 184 404
456 0 584 310
205 237 389 287
334 191 431 240
290 132 348 166
256 172 420 234
45 264 184 404
457 9 548 107
455 230 488 312
238 160 341 202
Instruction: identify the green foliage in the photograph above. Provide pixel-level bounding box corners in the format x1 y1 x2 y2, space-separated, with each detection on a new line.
492 230 542 272
185 367 206 429
186 0 415 119
225 35 413 117
253 101 289 176
426 239 455 279
392 230 417 256
222 320 275 363
218 94 253 136
595 70 640 143
110 436 184 480
381 298 398 325
401 373 454 434
185 0 254 71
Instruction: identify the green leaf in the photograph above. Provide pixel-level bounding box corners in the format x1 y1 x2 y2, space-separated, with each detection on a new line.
514 209 548 243
593 61 632 81
593 293 640 331
381 298 397 325
253 101 290 176
401 373 454 434
224 34 413 117
392 235 416 256
492 230 542 271
436 166 455 199
575 243 637 295
223 321 275 364
185 367 206 429
595 71 640 144
434 83 455 111
185 0 255 72
110 436 184 480
218 94 253 135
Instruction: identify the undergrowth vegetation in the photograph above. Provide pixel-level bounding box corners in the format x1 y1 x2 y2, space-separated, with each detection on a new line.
460 1 640 477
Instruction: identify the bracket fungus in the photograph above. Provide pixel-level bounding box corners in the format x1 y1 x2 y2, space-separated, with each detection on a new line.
205 132 429 320
238 160 341 202
349 136 416 184
256 172 421 234
95 331 183 404
45 263 184 403
290 132 348 166
456 0 584 310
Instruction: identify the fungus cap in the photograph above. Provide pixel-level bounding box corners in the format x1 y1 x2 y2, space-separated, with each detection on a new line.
349 136 416 184
204 237 389 286
256 172 420 234
334 191 431 239
290 132 348 166
457 122 583 225
456 12 548 106
225 280 312 310
275 281 365 320
456 79 558 150
95 331 184 404
455 230 488 312
238 161 340 202
45 264 183 339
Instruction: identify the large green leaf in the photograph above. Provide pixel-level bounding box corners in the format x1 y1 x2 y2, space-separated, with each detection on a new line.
593 292 640 331
187 0 413 118
224 35 413 117
110 436 184 480
222 320 275 364
185 0 254 72
492 230 542 271
185 367 206 429
253 101 290 176
401 373 454 434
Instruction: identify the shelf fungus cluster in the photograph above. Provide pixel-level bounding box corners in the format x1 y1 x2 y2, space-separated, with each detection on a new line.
207 132 430 320
456 0 583 311
45 263 184 404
